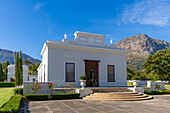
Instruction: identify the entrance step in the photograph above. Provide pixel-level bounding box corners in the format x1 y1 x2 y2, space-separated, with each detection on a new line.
83 88 153 101
91 88 132 92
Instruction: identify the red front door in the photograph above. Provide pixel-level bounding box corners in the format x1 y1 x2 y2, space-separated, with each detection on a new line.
84 60 99 87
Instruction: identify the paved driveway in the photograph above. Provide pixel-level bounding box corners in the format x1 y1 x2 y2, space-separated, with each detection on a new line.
25 95 170 113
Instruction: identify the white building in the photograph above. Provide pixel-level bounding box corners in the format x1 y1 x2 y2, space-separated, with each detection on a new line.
7 65 38 82
38 31 128 87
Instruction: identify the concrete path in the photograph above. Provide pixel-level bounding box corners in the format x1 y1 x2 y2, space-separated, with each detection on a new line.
25 95 170 113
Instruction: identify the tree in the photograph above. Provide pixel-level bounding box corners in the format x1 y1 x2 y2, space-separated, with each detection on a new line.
28 63 40 74
23 59 32 65
15 51 18 86
15 51 23 86
0 63 5 81
1 61 10 81
143 49 170 81
127 65 135 80
20 50 23 85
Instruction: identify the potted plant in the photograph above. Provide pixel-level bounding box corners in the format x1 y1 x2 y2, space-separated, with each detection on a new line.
80 75 87 89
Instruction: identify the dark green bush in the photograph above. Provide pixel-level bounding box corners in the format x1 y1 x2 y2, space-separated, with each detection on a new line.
0 82 15 87
0 95 22 113
14 88 23 95
131 76 139 80
144 90 170 95
24 94 48 101
49 93 80 100
80 75 86 80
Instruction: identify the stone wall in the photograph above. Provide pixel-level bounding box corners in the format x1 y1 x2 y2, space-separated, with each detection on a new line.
23 82 50 95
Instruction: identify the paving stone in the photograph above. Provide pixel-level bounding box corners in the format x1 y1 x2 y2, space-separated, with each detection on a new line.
26 95 170 113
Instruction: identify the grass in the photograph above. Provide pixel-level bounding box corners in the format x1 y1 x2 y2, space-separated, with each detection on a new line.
165 84 170 89
0 87 14 107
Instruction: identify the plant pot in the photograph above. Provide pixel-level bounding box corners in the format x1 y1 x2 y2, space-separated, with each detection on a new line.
80 80 86 89
132 80 138 88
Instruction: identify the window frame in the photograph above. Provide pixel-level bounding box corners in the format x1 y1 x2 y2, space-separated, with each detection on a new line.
107 65 116 82
65 62 76 82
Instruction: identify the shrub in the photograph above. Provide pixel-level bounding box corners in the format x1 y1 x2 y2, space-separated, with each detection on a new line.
14 88 23 95
131 76 139 80
49 93 80 100
80 75 86 80
144 90 170 95
24 94 48 101
0 82 15 87
0 95 22 113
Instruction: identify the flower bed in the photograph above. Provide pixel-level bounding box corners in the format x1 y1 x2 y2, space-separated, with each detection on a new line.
49 93 80 100
24 94 48 101
144 90 170 95
0 95 22 113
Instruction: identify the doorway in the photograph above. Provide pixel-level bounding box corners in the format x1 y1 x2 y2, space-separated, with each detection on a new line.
84 60 99 87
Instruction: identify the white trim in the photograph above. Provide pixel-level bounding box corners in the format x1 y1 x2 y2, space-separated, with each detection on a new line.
64 61 76 82
106 63 116 82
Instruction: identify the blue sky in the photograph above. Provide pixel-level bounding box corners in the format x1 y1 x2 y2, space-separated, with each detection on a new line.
0 0 170 60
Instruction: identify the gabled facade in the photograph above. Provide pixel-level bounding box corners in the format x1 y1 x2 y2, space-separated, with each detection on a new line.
38 31 128 87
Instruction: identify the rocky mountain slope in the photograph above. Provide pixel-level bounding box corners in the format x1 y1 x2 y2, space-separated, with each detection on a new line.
114 34 170 69
0 49 41 64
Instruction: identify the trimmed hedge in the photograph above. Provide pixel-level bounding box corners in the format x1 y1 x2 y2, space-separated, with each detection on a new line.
0 82 15 87
24 94 48 101
14 88 23 95
144 90 170 95
49 93 80 100
0 95 22 113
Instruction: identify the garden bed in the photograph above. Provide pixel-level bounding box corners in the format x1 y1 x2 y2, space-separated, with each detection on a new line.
144 90 170 95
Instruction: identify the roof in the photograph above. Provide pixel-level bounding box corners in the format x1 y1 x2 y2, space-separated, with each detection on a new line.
40 31 128 55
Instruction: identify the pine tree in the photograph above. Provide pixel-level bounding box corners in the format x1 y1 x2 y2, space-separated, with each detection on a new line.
0 63 4 81
17 52 21 85
15 51 18 86
20 50 23 85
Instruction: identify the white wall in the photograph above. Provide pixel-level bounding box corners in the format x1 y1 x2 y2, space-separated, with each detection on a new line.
38 46 48 82
7 65 28 82
47 45 127 87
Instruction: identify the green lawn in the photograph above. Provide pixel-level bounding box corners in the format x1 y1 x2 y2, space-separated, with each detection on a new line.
165 84 170 89
0 87 14 107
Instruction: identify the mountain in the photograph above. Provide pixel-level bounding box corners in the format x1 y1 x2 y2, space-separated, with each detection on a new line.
114 34 170 69
0 49 41 64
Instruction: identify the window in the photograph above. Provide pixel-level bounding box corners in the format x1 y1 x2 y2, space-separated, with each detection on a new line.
65 63 75 82
107 65 115 82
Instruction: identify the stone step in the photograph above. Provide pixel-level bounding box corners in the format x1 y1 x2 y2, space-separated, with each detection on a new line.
86 94 148 98
83 91 153 101
91 88 131 92
84 95 149 99
83 96 153 101
92 92 141 96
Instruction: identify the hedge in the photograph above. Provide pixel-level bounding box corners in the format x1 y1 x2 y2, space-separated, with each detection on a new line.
24 94 48 101
0 82 15 87
14 88 23 95
144 90 170 95
49 93 80 100
0 95 22 113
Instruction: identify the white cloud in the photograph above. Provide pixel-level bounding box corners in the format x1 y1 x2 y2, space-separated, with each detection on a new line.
121 0 170 27
33 2 46 11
